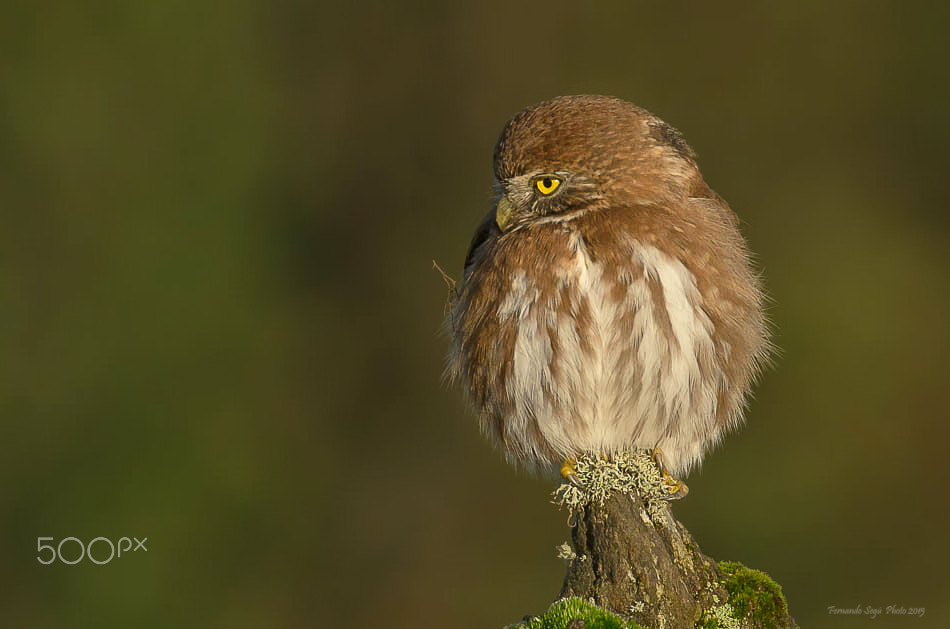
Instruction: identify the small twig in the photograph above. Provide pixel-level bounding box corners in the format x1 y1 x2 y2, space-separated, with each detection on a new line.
432 259 459 315
431 259 457 291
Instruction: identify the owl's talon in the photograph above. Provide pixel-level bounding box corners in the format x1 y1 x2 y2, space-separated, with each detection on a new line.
650 447 669 474
661 476 689 500
651 448 689 500
561 458 582 487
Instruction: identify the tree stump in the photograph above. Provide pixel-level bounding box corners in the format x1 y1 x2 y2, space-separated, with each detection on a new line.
545 453 795 629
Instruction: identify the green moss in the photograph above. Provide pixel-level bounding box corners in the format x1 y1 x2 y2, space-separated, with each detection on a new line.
718 561 789 629
508 598 644 629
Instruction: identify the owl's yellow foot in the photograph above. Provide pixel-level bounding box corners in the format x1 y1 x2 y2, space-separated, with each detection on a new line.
651 448 689 500
561 457 582 487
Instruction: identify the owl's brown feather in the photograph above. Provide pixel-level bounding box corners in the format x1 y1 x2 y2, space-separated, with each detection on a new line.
446 95 770 477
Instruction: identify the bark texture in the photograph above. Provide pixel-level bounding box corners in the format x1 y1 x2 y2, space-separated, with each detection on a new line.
560 490 725 627
549 454 796 628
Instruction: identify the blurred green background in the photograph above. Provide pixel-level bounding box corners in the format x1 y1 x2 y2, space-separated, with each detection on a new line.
2 2 948 627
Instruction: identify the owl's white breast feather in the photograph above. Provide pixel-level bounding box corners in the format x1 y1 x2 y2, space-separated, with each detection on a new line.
498 234 722 476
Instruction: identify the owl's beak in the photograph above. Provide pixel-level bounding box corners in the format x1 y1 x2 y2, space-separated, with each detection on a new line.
495 195 516 231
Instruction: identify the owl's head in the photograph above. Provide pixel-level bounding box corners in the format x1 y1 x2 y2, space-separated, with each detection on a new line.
491 95 701 232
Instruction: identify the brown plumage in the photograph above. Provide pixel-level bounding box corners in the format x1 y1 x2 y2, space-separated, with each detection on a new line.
446 95 770 478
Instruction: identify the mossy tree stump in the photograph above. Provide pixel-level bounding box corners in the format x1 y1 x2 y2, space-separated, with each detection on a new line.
561 487 724 626
531 453 795 629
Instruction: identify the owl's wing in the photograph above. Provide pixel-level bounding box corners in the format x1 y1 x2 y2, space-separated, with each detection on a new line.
463 208 500 276
687 181 741 230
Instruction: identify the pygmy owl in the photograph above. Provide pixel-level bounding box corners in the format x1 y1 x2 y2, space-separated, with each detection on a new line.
446 95 770 495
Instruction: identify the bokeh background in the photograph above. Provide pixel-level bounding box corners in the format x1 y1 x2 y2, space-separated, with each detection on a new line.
2 2 949 627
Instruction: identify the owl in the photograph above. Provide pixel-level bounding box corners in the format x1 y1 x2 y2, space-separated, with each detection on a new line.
446 95 770 496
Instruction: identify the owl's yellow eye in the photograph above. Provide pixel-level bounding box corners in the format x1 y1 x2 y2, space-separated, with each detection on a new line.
535 176 561 195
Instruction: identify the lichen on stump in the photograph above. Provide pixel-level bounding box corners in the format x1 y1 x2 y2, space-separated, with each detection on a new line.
517 452 797 629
